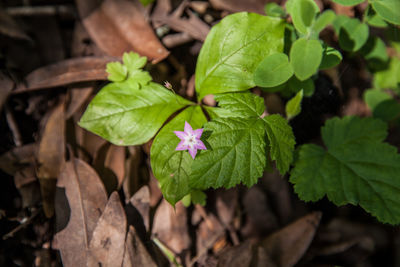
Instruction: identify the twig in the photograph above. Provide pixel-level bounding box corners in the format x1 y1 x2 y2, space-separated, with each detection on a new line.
6 5 76 18
3 208 41 240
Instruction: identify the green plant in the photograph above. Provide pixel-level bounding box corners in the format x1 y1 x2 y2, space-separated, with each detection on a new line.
80 1 400 224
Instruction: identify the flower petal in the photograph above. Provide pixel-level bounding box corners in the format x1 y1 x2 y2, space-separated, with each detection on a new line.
184 121 194 135
188 147 197 159
174 130 187 140
175 140 188 151
193 128 203 139
195 140 207 150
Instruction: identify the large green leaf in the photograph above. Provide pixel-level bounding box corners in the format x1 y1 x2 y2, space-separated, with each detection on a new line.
79 82 192 145
254 53 294 88
150 106 207 205
290 38 323 81
195 12 285 99
190 117 267 189
290 116 400 224
371 0 400 25
263 114 296 174
214 92 265 118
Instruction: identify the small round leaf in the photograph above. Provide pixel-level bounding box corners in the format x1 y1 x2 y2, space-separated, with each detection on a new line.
290 38 323 81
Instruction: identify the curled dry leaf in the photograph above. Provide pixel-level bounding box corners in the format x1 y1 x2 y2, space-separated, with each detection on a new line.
123 226 157 267
54 158 108 267
0 143 36 175
13 57 117 93
152 200 190 254
36 101 65 218
209 0 271 14
129 186 150 232
76 0 169 63
256 212 322 267
89 192 127 267
123 146 144 199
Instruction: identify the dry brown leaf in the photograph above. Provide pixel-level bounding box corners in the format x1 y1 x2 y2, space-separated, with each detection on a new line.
89 191 127 267
0 143 36 175
14 166 41 208
71 21 105 57
256 212 322 267
152 200 190 254
209 0 271 14
66 86 94 119
0 72 14 111
13 57 116 93
196 212 225 257
217 241 254 267
54 158 108 267
129 185 150 232
0 8 31 40
123 146 144 199
93 143 126 194
123 225 157 267
216 188 238 227
241 186 279 239
36 101 66 217
74 126 107 161
76 0 169 63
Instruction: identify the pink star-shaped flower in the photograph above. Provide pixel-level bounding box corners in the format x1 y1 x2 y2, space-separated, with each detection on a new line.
174 121 207 159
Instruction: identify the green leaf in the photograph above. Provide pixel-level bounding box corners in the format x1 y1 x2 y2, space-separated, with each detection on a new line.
290 38 323 81
106 62 128 82
288 76 315 96
254 53 294 88
203 106 237 119
290 116 400 224
311 10 336 36
286 89 303 120
319 46 342 70
333 16 369 52
371 0 400 25
264 3 287 17
360 37 389 71
364 89 400 121
190 117 267 189
365 4 388 27
191 190 207 206
364 89 392 110
373 57 400 89
263 114 296 174
150 106 207 205
195 12 285 99
287 0 319 34
79 82 192 146
330 0 364 6
123 52 147 71
139 0 155 6
214 92 265 118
